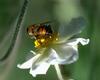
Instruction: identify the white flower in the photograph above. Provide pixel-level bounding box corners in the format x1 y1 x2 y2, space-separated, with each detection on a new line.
17 17 89 77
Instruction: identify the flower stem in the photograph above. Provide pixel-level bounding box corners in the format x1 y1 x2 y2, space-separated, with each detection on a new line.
0 0 29 61
54 64 73 80
54 64 64 80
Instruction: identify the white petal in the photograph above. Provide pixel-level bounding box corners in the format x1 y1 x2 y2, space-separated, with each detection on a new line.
30 50 36 55
46 49 60 64
67 38 89 46
50 44 78 64
28 48 52 77
17 54 41 69
58 17 86 42
49 38 89 64
31 48 52 65
29 62 50 77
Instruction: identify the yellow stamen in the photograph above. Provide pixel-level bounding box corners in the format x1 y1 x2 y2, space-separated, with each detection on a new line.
34 40 40 48
34 33 58 48
56 38 58 41
40 38 45 43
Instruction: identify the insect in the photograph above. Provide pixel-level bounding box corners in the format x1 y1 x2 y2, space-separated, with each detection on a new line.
27 22 55 48
27 22 53 39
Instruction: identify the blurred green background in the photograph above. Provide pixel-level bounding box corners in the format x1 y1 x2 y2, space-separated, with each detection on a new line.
0 0 100 80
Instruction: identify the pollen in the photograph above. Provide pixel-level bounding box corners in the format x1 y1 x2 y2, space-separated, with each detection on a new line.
41 38 45 43
34 38 46 48
56 38 58 41
34 40 40 48
34 33 59 48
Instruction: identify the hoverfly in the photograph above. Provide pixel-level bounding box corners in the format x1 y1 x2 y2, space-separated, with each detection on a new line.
27 21 54 48
27 21 53 39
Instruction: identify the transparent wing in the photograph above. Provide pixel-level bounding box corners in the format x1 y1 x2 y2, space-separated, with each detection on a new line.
58 17 86 42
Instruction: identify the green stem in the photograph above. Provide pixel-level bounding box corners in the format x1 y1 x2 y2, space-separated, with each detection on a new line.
54 64 73 80
54 64 64 80
0 0 29 61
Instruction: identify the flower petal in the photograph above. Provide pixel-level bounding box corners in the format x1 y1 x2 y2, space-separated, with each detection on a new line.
28 48 52 77
17 54 41 69
67 38 90 46
29 62 50 77
58 17 86 42
31 48 52 66
49 38 89 64
49 44 78 64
